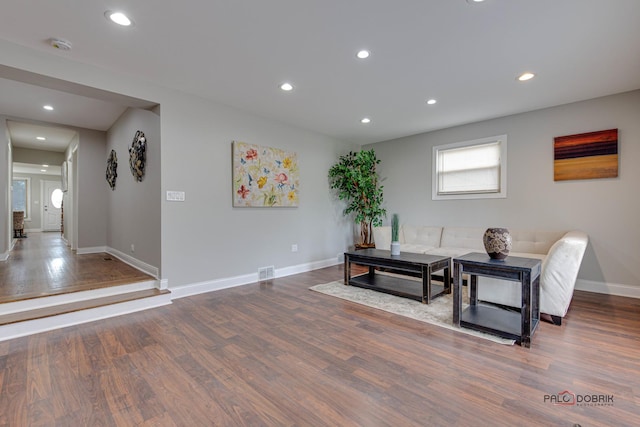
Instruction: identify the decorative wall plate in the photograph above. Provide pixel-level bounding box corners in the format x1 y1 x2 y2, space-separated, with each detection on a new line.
129 130 147 182
106 149 118 190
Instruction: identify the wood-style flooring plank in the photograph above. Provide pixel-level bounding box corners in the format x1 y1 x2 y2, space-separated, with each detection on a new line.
0 232 154 304
0 265 638 426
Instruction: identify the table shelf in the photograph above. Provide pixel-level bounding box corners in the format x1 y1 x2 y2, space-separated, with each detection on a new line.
350 273 446 302
460 304 539 342
344 249 451 305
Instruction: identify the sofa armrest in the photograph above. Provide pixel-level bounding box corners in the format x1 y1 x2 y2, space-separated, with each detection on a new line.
540 231 589 317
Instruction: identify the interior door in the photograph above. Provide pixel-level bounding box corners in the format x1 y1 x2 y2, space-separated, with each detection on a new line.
43 180 63 232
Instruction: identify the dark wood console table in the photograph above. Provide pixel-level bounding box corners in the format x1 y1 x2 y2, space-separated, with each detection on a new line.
453 252 541 347
344 249 451 304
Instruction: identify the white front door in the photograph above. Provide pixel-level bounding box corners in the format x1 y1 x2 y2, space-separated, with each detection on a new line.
43 180 63 231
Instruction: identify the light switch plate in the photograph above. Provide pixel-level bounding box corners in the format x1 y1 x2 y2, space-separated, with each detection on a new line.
166 190 185 201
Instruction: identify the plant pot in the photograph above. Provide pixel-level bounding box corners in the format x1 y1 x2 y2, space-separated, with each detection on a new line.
483 227 512 260
390 241 401 256
355 243 376 250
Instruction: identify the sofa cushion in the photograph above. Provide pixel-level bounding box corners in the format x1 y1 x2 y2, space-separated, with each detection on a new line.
400 243 436 254
426 247 475 259
373 226 436 253
440 227 485 250
509 230 566 255
373 226 392 249
401 226 442 247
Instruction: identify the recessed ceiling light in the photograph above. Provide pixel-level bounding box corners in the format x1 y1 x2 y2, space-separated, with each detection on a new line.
517 72 536 81
36 136 46 141
105 11 133 26
361 117 371 124
356 50 370 59
43 105 54 111
42 164 49 167
426 99 437 105
280 82 294 91
40 169 47 172
466 0 486 4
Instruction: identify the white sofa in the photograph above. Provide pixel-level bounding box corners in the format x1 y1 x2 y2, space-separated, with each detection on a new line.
373 225 589 324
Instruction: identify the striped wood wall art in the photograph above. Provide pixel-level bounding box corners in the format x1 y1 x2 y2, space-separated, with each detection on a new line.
554 128 618 181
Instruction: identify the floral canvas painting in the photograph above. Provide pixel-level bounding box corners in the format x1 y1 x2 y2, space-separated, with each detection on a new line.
233 141 299 207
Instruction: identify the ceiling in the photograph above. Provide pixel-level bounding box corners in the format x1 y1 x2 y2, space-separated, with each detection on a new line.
1 0 639 147
7 120 79 153
13 162 62 176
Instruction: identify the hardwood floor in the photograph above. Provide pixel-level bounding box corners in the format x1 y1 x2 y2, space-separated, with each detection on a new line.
0 265 638 426
0 233 154 304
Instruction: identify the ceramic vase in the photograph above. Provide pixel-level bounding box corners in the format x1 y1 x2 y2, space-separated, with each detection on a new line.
390 241 401 256
483 227 512 260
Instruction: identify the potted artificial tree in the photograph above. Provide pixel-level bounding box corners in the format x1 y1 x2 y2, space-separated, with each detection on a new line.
390 213 400 255
328 149 386 248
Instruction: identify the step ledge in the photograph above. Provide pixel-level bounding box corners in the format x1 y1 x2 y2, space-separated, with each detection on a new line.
1 280 159 315
0 293 172 342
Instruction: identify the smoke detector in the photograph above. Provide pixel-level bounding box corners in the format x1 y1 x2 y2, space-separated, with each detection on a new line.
49 38 72 51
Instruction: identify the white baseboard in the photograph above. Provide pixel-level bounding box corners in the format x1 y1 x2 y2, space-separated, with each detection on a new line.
77 246 108 254
576 279 640 299
75 246 159 279
169 272 257 299
276 257 342 278
170 256 342 299
107 247 159 279
25 228 43 233
0 252 8 261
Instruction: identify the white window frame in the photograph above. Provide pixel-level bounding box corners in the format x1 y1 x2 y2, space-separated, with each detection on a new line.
432 135 507 200
12 176 32 220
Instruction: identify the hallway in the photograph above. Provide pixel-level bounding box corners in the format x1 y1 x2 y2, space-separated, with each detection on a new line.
0 232 154 304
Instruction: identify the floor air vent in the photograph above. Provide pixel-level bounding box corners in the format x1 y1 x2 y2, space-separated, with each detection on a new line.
258 266 275 281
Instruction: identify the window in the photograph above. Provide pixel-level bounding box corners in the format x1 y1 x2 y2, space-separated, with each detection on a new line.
51 188 63 209
432 135 507 200
12 177 31 219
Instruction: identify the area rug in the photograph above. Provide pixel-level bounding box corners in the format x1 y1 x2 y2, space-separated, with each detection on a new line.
310 281 515 345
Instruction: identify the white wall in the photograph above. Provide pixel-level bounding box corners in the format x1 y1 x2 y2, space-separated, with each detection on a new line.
106 108 161 270
0 39 353 289
76 128 108 249
160 92 353 286
366 90 640 291
0 118 9 258
63 133 79 248
12 147 64 166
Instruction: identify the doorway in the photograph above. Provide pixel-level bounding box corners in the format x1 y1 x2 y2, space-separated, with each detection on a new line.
1 69 160 303
42 180 63 231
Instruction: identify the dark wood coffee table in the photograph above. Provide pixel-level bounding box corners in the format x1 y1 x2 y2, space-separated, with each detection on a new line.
344 249 451 304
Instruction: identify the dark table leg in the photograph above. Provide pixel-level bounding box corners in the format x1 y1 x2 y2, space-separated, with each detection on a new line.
368 266 375 279
443 261 451 294
533 275 540 326
521 271 532 348
344 254 350 285
453 261 462 326
469 275 478 306
422 265 431 304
